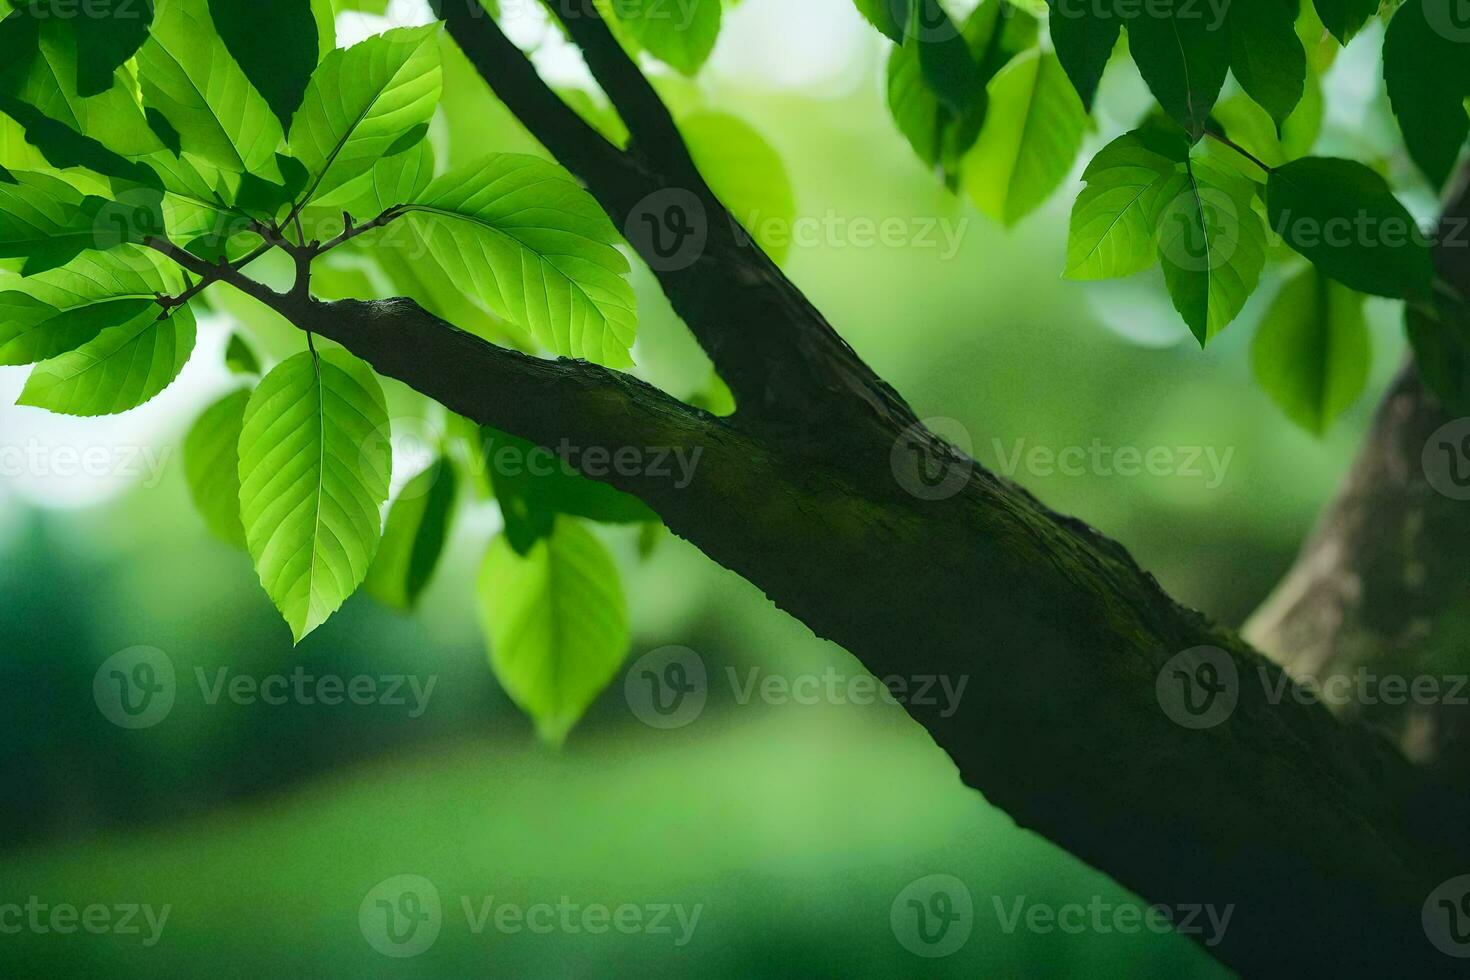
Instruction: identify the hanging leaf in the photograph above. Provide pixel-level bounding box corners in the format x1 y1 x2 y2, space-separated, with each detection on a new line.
682 111 796 263
477 520 630 746
184 387 251 546
1251 266 1370 434
1065 126 1186 280
1155 154 1267 344
1044 0 1119 110
1266 157 1435 299
963 49 1087 226
238 349 392 642
19 303 196 416
365 457 458 611
1382 0 1470 190
1127 0 1231 140
1311 0 1379 43
1228 0 1306 127
607 0 723 76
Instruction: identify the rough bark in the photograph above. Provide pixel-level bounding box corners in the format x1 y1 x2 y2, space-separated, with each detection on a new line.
182 3 1470 975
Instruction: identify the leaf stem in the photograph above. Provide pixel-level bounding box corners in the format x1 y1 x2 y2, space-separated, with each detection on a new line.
1205 130 1275 175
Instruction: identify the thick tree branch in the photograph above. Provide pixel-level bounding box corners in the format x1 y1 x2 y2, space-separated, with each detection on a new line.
438 0 917 434
234 284 1467 978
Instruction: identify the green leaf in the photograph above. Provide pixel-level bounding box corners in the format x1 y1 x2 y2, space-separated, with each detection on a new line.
137 0 284 180
289 25 441 206
854 0 908 41
208 0 324 127
1045 0 1120 109
1065 126 1186 280
1250 265 1369 434
330 133 433 216
27 0 156 98
238 349 392 642
1155 154 1267 344
365 457 458 611
224 331 261 375
0 171 131 274
911 0 979 113
18 302 196 415
962 49 1087 226
1311 0 1378 42
682 111 795 264
184 387 251 546
0 246 185 365
1383 0 1470 190
483 428 655 556
403 154 637 367
1266 157 1435 299
7 15 164 157
1126 0 1231 140
477 519 630 746
608 0 722 76
1228 0 1305 127
887 0 1037 184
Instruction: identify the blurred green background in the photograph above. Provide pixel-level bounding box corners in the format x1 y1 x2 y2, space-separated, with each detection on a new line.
0 0 1408 976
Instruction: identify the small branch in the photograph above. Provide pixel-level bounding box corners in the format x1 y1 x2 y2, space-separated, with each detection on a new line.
144 237 285 309
315 205 407 255
1205 129 1276 175
538 0 703 182
154 239 275 314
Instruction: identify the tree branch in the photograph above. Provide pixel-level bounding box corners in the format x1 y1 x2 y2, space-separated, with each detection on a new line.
438 0 918 434
249 288 1468 977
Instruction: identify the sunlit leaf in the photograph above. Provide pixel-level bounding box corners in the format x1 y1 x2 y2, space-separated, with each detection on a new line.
1251 265 1369 434
477 519 630 746
289 24 442 205
184 386 251 545
963 49 1087 226
402 154 637 366
238 349 391 642
18 302 195 415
